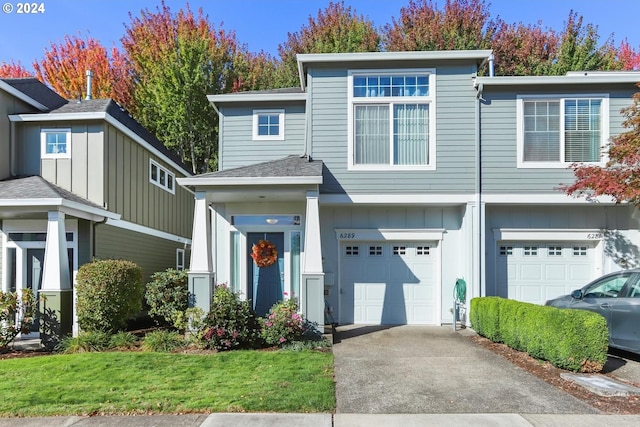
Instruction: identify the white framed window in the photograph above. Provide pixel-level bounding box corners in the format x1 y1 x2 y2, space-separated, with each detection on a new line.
176 248 185 271
149 159 175 194
253 109 285 141
517 94 609 168
348 69 436 171
41 128 71 159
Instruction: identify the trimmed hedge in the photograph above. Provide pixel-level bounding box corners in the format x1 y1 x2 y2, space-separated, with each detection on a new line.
470 296 608 372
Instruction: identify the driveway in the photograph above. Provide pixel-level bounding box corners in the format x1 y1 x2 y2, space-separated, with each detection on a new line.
332 325 599 414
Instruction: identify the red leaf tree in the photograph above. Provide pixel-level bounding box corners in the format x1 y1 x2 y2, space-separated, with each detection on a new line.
565 86 640 204
0 61 33 78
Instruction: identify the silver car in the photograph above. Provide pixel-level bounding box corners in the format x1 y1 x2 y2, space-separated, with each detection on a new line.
545 269 640 354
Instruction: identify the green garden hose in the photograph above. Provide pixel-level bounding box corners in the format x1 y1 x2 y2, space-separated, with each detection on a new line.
454 278 466 303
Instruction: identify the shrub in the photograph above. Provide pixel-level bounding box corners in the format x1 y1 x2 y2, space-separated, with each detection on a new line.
470 296 608 372
75 259 144 333
200 285 261 351
141 330 185 352
109 332 140 350
260 298 306 346
144 269 190 330
57 331 111 353
0 289 36 350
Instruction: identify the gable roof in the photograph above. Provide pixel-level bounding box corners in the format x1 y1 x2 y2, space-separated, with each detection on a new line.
0 175 118 220
178 155 323 186
8 98 192 176
0 78 67 111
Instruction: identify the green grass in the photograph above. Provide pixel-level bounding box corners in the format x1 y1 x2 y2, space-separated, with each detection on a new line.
0 350 334 416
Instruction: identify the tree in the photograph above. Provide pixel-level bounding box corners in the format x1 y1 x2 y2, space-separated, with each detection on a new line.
548 11 619 75
32 34 129 102
491 21 559 76
276 1 381 88
564 87 640 205
617 40 640 71
121 1 242 173
383 0 497 52
0 61 33 78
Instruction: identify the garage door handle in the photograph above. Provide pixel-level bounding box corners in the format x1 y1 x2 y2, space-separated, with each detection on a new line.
600 303 611 309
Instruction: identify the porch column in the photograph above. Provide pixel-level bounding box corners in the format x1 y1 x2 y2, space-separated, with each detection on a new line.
188 191 214 312
40 210 73 340
301 190 325 331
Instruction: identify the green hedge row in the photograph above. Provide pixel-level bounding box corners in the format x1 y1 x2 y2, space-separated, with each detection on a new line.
470 297 608 372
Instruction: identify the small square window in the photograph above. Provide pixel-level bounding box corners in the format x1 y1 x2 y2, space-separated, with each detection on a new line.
41 129 71 159
573 246 588 256
499 246 513 256
176 249 185 271
416 246 430 255
369 246 383 256
253 110 285 141
524 246 538 256
393 246 406 255
345 246 359 256
149 159 176 194
548 246 563 256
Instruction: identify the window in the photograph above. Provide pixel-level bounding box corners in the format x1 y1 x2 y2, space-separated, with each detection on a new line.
345 246 359 256
349 71 436 170
41 129 71 159
176 249 185 271
149 159 175 194
523 246 538 256
253 109 284 140
369 245 383 256
548 246 563 256
416 246 430 256
393 245 406 255
573 246 588 256
499 246 513 256
518 95 609 167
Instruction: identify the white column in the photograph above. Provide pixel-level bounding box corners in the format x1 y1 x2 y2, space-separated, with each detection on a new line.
41 211 70 290
188 191 213 311
301 190 325 331
190 191 212 273
303 191 323 274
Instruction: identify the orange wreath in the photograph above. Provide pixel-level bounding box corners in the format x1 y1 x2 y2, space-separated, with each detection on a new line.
250 239 278 268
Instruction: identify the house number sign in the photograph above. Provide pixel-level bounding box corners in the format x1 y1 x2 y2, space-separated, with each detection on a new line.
339 233 356 239
586 233 603 240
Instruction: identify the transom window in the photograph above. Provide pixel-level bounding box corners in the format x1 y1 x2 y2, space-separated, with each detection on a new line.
253 109 284 141
518 95 609 167
349 70 436 170
149 159 175 194
41 129 71 159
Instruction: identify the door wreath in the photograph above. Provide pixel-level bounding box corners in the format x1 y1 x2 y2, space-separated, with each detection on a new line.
250 239 278 268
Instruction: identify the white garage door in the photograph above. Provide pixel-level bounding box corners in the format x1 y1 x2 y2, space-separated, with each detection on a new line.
340 241 437 325
497 242 595 305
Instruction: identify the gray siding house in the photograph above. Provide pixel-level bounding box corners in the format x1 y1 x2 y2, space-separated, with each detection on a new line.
179 51 640 328
0 78 193 336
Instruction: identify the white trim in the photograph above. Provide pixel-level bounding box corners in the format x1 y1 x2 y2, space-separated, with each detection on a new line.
298 50 492 64
9 111 192 177
40 128 71 159
0 198 118 221
320 193 474 205
481 193 619 204
208 92 306 104
0 80 49 111
335 228 445 242
149 159 176 194
252 109 285 141
477 73 640 86
347 69 437 171
493 228 605 242
177 176 323 186
176 248 186 270
516 94 610 168
105 218 191 245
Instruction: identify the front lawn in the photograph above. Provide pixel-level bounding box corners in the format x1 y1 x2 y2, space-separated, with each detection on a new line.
0 350 334 417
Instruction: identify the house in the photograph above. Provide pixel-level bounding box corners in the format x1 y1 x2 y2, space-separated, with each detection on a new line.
0 77 194 336
178 50 640 328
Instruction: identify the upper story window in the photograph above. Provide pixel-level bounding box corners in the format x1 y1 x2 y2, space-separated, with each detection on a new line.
41 129 71 159
149 159 175 194
348 70 436 171
253 109 285 141
517 95 609 168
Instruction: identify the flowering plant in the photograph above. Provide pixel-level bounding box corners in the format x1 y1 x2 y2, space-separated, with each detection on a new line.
0 288 36 350
260 296 306 346
250 239 278 268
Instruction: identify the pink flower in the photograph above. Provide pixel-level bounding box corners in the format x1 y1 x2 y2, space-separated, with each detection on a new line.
265 322 272 327
279 337 286 343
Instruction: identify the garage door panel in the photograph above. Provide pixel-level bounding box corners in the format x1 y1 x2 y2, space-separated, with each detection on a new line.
343 241 437 325
499 242 595 305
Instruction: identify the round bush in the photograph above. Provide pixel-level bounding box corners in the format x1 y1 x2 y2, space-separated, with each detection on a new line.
75 259 144 333
260 298 306 346
145 268 189 330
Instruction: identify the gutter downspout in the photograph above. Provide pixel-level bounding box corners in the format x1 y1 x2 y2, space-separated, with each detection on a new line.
474 77 484 302
9 120 16 176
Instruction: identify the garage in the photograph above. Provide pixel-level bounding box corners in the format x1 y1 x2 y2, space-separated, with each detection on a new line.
496 242 596 305
340 241 438 325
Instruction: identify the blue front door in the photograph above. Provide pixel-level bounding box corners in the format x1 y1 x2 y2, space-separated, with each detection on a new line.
248 232 284 316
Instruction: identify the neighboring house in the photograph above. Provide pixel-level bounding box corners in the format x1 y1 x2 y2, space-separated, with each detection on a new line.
0 78 194 336
178 50 640 328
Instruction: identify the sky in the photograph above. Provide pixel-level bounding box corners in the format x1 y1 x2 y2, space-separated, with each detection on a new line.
1 0 639 72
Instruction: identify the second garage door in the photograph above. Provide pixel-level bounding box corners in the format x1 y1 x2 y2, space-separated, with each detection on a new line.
496 242 596 305
340 241 438 325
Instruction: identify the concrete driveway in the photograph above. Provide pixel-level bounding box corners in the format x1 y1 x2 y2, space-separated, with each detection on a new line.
332 325 599 414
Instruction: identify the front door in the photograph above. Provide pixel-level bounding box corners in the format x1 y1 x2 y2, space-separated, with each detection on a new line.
247 232 285 316
26 249 45 332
